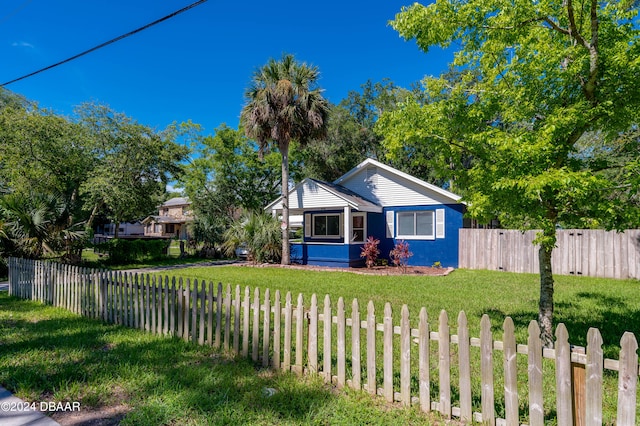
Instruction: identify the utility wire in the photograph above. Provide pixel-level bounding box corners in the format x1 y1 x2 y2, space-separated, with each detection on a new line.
1 0 208 87
0 0 33 25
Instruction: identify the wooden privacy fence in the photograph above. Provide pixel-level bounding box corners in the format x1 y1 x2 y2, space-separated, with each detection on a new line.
459 229 640 279
8 257 640 425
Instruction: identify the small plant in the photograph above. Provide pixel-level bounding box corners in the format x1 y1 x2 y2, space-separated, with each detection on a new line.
389 240 413 274
432 261 442 268
360 236 380 268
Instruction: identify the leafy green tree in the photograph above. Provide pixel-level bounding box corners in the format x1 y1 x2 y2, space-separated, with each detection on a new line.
380 0 640 345
0 103 92 225
298 80 406 182
180 125 287 251
298 79 451 186
240 54 329 264
0 88 31 110
181 125 284 214
576 129 640 228
76 103 189 234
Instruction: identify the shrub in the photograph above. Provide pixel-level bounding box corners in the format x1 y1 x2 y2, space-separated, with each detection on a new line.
223 211 281 264
389 240 413 274
360 236 380 268
99 238 170 264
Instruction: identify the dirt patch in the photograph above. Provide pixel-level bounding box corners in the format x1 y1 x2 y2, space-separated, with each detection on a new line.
50 404 129 426
48 386 130 426
243 263 454 276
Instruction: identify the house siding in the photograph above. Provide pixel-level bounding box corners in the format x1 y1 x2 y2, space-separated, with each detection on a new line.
143 198 192 239
340 167 455 206
273 180 349 210
291 242 362 267
378 204 464 268
267 159 465 269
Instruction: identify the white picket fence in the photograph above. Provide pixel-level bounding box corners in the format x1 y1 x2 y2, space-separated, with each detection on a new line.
8 257 640 425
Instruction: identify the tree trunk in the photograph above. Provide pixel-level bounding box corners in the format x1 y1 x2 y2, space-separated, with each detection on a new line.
280 143 290 265
538 235 555 348
68 188 78 227
114 221 120 239
85 201 104 230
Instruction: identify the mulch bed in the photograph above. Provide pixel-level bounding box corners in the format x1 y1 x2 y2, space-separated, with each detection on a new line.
243 263 454 276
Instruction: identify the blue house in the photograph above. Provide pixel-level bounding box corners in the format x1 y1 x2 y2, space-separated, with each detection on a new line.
266 158 465 268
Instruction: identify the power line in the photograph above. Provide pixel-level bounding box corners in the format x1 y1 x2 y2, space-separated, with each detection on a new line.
1 0 208 87
0 0 33 25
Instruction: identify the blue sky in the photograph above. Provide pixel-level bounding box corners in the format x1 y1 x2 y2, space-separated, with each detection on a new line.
1 0 450 135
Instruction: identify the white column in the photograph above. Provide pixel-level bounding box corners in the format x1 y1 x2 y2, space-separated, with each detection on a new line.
344 206 350 245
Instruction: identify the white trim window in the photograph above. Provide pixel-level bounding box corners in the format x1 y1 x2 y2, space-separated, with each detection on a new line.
396 211 435 239
312 213 342 238
351 213 366 243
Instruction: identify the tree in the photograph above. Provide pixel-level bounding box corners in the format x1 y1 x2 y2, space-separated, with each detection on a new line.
240 54 329 264
0 192 83 259
179 125 288 250
181 125 284 214
0 101 92 226
298 79 451 186
77 103 189 234
298 79 403 181
380 0 640 345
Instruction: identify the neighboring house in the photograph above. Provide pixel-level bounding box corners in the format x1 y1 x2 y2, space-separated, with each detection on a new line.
96 221 145 237
266 158 465 268
142 197 193 239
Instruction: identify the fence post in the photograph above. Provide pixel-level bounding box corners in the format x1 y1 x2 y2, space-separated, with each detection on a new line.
224 284 231 351
383 303 393 402
308 294 318 374
198 280 205 345
323 295 332 383
214 283 222 348
295 293 304 375
351 298 361 391
400 305 411 406
283 292 292 370
503 317 519 426
439 310 451 417
252 288 260 362
617 332 638 426
556 324 573 426
337 297 346 387
571 347 586 426
480 314 495 425
367 301 377 396
458 311 471 421
206 282 213 345
233 285 241 353
272 290 281 368
585 328 603 426
262 288 271 367
242 287 250 358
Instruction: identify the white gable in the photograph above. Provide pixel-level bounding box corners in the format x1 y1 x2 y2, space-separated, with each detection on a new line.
268 180 346 210
335 158 461 207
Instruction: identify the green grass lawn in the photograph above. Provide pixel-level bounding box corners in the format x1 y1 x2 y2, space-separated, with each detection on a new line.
150 266 639 423
80 244 220 271
3 264 638 424
0 293 447 425
154 266 640 357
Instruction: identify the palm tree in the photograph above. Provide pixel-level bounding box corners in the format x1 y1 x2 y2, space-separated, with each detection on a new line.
222 211 282 264
240 54 329 264
0 192 84 259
